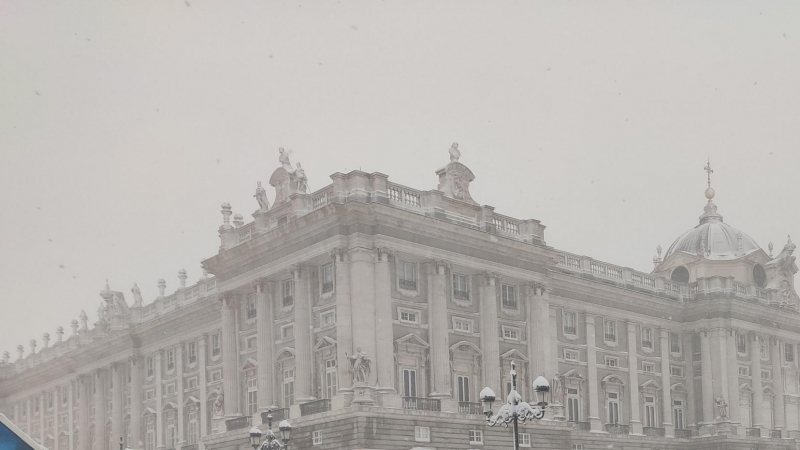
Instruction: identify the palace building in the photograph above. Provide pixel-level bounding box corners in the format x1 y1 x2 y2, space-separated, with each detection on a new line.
1 147 798 450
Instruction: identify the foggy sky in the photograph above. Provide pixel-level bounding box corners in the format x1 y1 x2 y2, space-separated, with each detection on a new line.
1 0 799 357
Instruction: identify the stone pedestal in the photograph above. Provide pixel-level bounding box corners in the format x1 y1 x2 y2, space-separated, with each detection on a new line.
550 403 566 421
699 424 714 436
438 398 458 414
351 384 376 405
212 417 226 434
331 392 353 410
377 391 402 409
715 421 733 436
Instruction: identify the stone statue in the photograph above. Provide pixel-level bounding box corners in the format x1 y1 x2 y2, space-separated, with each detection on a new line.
97 302 108 325
108 294 122 315
714 395 729 421
295 163 309 193
132 283 143 307
212 386 224 417
279 147 294 172
346 347 371 384
254 181 270 211
551 373 565 405
449 142 461 162
79 310 89 330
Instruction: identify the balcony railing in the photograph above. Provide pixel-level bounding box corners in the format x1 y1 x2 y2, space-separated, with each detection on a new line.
641 340 653 349
604 423 629 434
399 278 417 290
770 429 782 438
300 399 331 416
225 416 251 431
674 428 695 438
402 397 441 412
261 408 289 424
746 427 761 437
563 325 577 335
458 402 483 415
453 290 469 301
322 281 334 293
604 334 616 342
643 427 665 437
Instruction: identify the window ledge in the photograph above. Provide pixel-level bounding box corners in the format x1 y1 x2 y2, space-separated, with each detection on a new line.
563 333 579 341
642 347 654 354
281 305 294 313
451 297 472 308
245 317 257 325
397 286 419 298
670 352 682 358
604 341 618 348
501 307 520 316
320 289 335 301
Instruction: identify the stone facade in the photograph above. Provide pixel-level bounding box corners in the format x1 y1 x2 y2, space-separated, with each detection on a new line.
1 149 799 450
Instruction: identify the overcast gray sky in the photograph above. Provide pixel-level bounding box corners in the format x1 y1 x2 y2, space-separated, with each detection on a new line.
1 1 799 357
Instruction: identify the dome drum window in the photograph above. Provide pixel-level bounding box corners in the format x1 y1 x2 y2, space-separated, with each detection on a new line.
670 266 690 283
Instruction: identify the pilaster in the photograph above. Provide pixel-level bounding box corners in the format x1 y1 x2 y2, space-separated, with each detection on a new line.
626 322 643 435
771 337 786 432
659 329 674 438
256 280 276 412
584 313 603 432
197 337 208 450
374 247 400 407
78 376 90 450
112 363 124 447
480 272 501 396
751 333 765 432
333 248 354 409
725 328 742 435
54 386 60 450
155 351 164 450
699 329 714 435
93 369 107 450
292 265 315 404
68 383 74 450
346 249 377 405
220 294 241 418
428 260 452 405
130 357 143 450
682 333 696 430
39 390 44 444
176 345 185 450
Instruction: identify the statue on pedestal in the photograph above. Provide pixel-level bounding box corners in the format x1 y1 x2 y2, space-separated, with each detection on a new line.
449 142 460 162
254 181 270 211
212 386 224 418
714 395 729 421
295 163 309 193
269 147 311 205
346 347 371 384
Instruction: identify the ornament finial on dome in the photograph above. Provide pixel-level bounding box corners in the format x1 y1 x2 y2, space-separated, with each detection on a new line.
704 158 715 199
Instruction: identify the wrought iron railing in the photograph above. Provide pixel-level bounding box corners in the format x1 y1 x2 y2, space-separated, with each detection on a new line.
402 397 441 412
604 334 616 342
563 325 577 335
643 427 665 437
399 278 417 290
746 427 761 437
300 399 331 416
457 402 482 415
453 290 469 301
604 423 628 434
641 340 653 349
322 281 334 293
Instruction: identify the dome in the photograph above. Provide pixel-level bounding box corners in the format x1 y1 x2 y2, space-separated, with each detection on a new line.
663 198 761 261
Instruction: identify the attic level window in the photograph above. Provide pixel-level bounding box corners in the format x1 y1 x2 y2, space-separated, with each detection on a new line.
282 279 294 307
453 274 469 300
398 261 416 290
671 266 690 283
246 293 257 320
753 264 767 288
321 263 334 293
501 284 517 310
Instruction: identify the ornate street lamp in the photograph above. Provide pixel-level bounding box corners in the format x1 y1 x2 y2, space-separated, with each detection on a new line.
249 413 292 450
480 361 550 450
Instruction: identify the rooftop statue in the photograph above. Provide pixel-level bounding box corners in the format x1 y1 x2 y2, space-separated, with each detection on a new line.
132 283 143 307
295 163 309 193
436 142 477 205
254 181 270 211
449 142 461 162
279 147 294 172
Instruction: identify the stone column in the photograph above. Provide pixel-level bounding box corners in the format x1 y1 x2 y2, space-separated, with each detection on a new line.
197 337 208 448
176 345 185 450
79 376 90 450
292 266 315 405
68 383 75 450
112 364 124 447
54 387 60 450
710 326 729 424
682 333 696 430
627 322 643 435
585 314 602 432
130 358 143 450
771 337 786 432
480 272 501 395
93 370 107 450
700 329 714 434
347 250 378 405
154 352 164 450
220 294 241 418
333 249 353 409
26 399 30 441
726 329 742 434
527 285 550 382
751 334 764 432
374 248 400 407
428 260 452 408
39 391 45 444
659 329 674 437
256 280 276 412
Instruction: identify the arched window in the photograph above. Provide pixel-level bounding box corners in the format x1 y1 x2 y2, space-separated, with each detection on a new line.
671 266 690 283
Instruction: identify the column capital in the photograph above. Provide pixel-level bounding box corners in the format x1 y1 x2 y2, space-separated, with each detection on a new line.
331 247 347 263
219 291 237 308
289 264 303 279
432 259 450 275
480 271 501 286
128 355 142 365
373 246 394 262
659 328 670 339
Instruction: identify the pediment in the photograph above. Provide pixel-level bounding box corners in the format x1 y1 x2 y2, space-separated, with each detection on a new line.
739 383 754 393
602 374 626 386
640 380 661 390
275 347 295 361
396 333 430 348
449 340 480 354
184 396 200 406
501 348 529 362
313 336 337 352
562 369 585 380
240 358 258 371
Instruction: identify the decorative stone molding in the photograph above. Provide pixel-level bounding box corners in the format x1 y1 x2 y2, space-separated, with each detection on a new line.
481 271 501 286
432 259 450 275
331 247 347 263
374 247 394 262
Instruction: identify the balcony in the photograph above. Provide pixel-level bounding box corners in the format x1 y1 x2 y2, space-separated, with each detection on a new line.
454 290 469 301
402 397 441 412
282 296 293 307
322 281 334 293
746 428 761 437
300 399 331 416
643 427 665 437
261 408 288 424
458 402 483 415
641 340 653 349
563 325 576 335
604 334 616 342
674 428 696 438
225 416 251 431
770 429 782 438
604 423 628 434
399 278 417 290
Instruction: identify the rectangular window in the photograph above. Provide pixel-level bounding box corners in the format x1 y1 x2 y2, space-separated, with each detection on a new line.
414 426 430 443
402 369 417 397
46 419 53 428
564 350 579 362
572 446 584 450
399 309 419 325
786 343 795 363
211 370 222 382
452 274 469 301
670 366 684 377
145 419 155 450
61 387 68 405
281 324 294 340
187 411 198 445
246 293 257 320
468 430 483 444
502 326 520 341
670 332 681 353
563 312 577 336
320 310 335 327
644 396 656 428
567 388 579 422
321 263 334 293
641 328 653 349
166 415 176 449
501 284 517 309
312 430 322 446
608 393 620 424
283 369 295 407
453 317 472 333
761 340 769 359
673 400 685 429
738 366 750 377
246 336 257 350
247 377 258 416
166 349 175 371
457 376 470 402
145 389 155 401
737 333 747 353
211 334 221 357
187 377 198 390
325 359 338 399
761 369 771 380
46 392 54 409
165 383 176 395
188 342 197 365
398 261 417 290
519 433 531 447
643 362 655 373
147 356 154 377
604 320 616 342
605 356 619 368
282 279 294 307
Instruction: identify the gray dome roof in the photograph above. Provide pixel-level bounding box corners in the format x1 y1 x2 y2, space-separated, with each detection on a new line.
664 199 760 261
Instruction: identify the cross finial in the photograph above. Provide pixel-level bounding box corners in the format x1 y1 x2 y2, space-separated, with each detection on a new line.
704 159 714 188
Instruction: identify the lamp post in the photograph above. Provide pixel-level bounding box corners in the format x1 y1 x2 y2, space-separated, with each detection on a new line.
249 413 291 450
480 361 550 450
